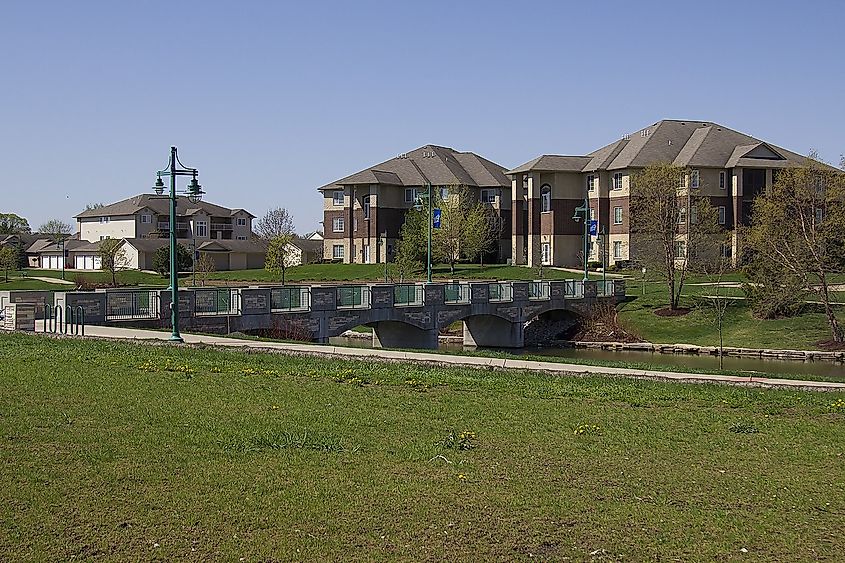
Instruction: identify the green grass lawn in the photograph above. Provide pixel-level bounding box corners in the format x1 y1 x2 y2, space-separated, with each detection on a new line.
21 268 166 287
0 279 65 291
1 334 843 560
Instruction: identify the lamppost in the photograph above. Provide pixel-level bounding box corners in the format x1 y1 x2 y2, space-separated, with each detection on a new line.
413 183 433 283
572 198 590 282
153 146 204 343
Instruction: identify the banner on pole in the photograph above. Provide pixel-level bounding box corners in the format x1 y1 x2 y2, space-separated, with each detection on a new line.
433 208 442 229
589 220 598 236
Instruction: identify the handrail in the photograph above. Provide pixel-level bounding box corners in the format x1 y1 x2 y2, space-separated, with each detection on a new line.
444 282 471 304
336 286 371 310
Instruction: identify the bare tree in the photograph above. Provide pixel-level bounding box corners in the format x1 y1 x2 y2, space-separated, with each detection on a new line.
195 253 216 286
265 234 295 285
38 219 73 239
630 164 720 310
745 160 845 342
98 238 128 287
256 207 295 240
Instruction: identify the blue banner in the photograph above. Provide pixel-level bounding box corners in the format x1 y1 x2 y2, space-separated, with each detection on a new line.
433 208 442 229
589 220 598 236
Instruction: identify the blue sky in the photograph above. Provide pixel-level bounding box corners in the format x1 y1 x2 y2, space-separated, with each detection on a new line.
2 0 843 233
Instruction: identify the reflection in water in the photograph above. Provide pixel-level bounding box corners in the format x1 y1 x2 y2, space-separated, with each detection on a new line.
328 336 845 380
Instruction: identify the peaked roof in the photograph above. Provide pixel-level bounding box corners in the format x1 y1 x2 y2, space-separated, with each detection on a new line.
508 119 823 175
74 194 255 219
319 145 510 190
121 237 267 254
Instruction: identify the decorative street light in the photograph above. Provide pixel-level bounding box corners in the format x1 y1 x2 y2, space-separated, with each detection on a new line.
153 146 204 343
413 183 433 283
572 198 590 282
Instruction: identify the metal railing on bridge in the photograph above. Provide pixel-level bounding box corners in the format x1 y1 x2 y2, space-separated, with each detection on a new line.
488 282 513 303
393 284 424 307
195 288 241 316
444 282 471 304
529 281 550 300
336 286 371 310
597 280 616 297
271 286 310 312
564 280 584 298
106 290 161 321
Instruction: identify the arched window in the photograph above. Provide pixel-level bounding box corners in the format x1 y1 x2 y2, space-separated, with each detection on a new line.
540 184 551 212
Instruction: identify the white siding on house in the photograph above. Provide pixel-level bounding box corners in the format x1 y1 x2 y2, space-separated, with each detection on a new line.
78 216 136 242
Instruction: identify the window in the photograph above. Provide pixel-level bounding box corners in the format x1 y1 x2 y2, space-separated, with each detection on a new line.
690 170 700 189
333 191 344 206
332 217 345 232
613 206 623 225
100 216 110 224
196 220 208 237
612 173 623 190
720 244 732 258
236 235 247 240
675 240 687 258
678 207 686 224
587 175 596 191
719 171 726 190
236 217 247 226
690 206 698 224
141 214 151 224
541 242 551 265
678 174 686 188
332 244 344 260
613 241 623 259
362 196 371 220
540 185 551 212
815 208 824 223
480 189 496 203
589 207 596 220
718 206 726 225
439 187 449 200
353 218 358 232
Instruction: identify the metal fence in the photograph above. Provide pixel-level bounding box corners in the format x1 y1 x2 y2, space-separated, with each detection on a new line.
106 290 161 321
529 280 550 300
336 286 371 309
597 280 616 297
393 284 424 307
488 282 513 303
271 286 310 312
563 280 584 298
444 282 471 304
195 288 240 316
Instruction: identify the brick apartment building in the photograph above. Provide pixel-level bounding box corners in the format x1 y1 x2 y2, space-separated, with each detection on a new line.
318 145 511 264
507 119 815 268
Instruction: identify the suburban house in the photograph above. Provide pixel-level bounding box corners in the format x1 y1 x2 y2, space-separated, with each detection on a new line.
318 145 511 264
121 238 267 271
25 236 103 270
508 120 817 268
285 237 323 267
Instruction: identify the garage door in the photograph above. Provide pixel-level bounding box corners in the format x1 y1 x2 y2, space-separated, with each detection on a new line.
43 255 61 269
74 255 102 270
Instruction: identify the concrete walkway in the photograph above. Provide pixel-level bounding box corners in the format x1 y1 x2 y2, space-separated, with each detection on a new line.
44 324 845 391
15 275 74 285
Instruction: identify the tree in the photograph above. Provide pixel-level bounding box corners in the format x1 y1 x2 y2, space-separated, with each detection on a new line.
0 213 31 235
745 160 845 343
38 219 73 239
0 246 19 282
462 198 502 267
698 247 734 369
195 253 216 286
98 239 128 287
256 207 295 240
85 203 105 211
265 234 295 285
629 164 720 310
152 244 193 276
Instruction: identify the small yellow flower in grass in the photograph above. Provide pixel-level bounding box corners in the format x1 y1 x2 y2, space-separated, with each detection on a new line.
271 405 279 410
457 474 467 481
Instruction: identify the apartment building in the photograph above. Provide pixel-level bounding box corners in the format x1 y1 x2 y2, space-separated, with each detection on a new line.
508 120 815 268
318 145 511 264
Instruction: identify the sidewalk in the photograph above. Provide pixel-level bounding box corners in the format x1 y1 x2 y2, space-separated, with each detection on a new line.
46 324 845 391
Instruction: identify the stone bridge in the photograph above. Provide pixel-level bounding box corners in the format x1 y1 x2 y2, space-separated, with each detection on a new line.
21 279 626 349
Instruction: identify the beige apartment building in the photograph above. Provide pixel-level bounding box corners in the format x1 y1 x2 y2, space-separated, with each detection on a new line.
508 119 815 268
318 145 511 264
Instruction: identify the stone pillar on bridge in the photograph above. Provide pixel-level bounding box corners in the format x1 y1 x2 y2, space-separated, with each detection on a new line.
309 286 338 343
583 280 598 299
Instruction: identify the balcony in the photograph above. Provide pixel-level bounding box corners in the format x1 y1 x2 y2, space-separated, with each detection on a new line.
156 222 190 231
211 223 233 231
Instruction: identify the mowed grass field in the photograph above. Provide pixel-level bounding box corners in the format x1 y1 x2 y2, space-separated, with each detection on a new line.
1 334 844 561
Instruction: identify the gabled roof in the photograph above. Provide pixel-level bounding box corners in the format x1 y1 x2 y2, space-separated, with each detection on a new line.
318 145 510 191
74 194 254 219
121 237 267 254
289 238 323 253
507 155 592 174
508 119 826 176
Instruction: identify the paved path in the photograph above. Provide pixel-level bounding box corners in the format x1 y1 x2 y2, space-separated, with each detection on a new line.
43 324 845 391
15 275 74 285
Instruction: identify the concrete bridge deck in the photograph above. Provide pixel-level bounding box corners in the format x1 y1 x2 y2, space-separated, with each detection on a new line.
5 279 626 350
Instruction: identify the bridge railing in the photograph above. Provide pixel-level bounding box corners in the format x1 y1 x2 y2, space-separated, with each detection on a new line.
271 286 310 312
394 284 424 307
106 290 161 321
444 282 471 304
488 282 513 303
596 280 616 297
528 280 550 300
563 280 584 298
336 286 371 310
195 288 240 316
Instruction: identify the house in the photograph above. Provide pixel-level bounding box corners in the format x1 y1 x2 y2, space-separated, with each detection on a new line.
303 231 323 241
285 237 323 267
318 145 511 264
25 236 102 270
507 120 819 268
121 238 267 272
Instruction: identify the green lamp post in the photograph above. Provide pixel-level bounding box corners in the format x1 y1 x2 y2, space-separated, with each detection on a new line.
572 198 591 282
413 183 433 283
153 146 204 343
